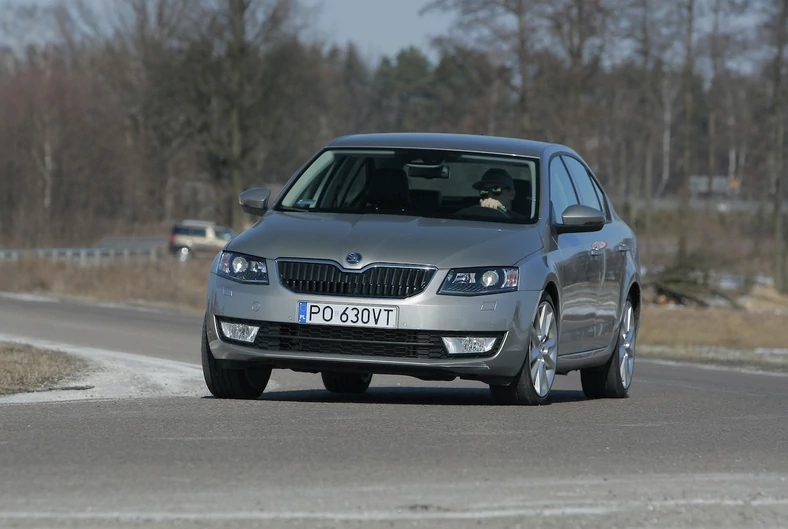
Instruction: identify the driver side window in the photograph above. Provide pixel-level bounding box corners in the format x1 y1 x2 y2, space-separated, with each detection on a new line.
549 157 579 224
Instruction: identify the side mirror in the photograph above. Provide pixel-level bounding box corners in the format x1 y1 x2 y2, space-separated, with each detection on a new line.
239 188 271 216
556 204 606 234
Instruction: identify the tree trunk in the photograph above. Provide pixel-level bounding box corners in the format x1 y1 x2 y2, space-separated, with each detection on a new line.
640 0 654 271
228 0 248 234
644 134 655 270
618 135 629 220
516 0 530 136
773 0 788 292
676 0 695 266
705 0 722 215
230 104 245 233
487 74 499 136
656 77 675 199
706 111 716 212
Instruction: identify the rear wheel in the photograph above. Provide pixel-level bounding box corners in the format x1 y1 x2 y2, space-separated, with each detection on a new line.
490 291 558 405
581 298 637 399
201 319 270 399
321 372 372 394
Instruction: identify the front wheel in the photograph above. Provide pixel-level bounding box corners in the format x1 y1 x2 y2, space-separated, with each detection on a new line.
201 319 270 399
490 291 558 405
321 372 372 394
581 298 637 399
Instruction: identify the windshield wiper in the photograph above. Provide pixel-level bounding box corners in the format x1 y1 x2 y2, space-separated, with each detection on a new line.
277 206 313 212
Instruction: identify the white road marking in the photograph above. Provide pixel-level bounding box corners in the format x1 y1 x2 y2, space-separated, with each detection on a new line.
1 496 787 522
1 473 785 521
639 358 788 378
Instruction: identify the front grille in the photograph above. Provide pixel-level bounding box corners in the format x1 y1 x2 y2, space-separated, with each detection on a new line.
277 260 435 298
218 318 504 360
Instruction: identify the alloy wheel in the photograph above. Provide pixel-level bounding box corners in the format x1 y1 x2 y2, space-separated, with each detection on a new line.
530 301 558 398
619 300 636 389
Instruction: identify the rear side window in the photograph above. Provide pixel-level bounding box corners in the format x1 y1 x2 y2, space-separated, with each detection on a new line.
549 157 579 224
562 156 602 212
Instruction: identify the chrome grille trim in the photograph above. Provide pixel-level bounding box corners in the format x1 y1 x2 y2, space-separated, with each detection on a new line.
276 259 437 299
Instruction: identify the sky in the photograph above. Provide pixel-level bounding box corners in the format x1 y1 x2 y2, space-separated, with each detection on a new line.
301 0 451 60
4 0 453 61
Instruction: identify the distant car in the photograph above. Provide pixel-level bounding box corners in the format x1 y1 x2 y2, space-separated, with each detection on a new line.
169 220 236 261
201 133 641 405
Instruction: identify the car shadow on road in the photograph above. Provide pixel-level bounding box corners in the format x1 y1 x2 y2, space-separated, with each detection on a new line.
250 387 589 406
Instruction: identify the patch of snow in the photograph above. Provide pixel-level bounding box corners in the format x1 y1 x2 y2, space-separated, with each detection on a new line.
0 292 60 303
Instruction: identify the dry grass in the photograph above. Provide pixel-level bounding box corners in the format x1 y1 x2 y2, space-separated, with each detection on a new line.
639 306 788 349
639 285 788 349
0 343 91 395
0 256 211 312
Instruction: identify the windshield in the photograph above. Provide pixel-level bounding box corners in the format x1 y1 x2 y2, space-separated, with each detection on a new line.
277 148 539 224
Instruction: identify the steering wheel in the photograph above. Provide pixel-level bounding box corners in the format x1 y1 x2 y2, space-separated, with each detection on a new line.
455 204 511 218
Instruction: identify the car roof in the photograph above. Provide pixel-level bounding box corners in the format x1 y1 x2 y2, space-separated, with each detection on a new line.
324 132 572 159
178 219 216 227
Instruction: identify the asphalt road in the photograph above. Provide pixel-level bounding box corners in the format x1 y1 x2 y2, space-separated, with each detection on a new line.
1 295 787 529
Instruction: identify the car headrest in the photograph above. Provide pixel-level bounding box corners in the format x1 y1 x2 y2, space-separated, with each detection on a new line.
368 168 410 210
511 179 533 216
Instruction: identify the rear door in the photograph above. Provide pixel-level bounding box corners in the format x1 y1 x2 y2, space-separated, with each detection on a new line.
549 156 601 356
562 155 620 350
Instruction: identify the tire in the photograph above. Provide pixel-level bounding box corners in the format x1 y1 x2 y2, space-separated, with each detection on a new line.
581 297 637 399
321 372 372 394
201 319 270 399
490 291 558 405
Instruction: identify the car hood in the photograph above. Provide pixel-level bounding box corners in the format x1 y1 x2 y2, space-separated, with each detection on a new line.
227 212 543 269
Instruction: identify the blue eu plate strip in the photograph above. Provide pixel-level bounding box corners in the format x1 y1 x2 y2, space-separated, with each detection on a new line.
298 301 307 323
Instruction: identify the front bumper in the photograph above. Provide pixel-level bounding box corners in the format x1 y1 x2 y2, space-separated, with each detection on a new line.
206 271 542 381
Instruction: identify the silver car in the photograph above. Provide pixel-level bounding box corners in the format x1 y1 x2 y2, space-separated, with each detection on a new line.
202 133 641 405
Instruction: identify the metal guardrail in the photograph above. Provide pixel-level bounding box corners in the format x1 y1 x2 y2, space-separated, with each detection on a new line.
94 236 170 251
0 247 164 265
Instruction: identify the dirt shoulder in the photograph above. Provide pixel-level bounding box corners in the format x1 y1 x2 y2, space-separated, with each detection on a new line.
0 342 93 396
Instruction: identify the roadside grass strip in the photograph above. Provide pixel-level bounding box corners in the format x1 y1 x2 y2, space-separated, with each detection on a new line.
0 342 92 395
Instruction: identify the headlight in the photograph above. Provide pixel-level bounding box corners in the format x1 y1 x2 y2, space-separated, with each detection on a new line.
216 252 269 283
438 267 518 295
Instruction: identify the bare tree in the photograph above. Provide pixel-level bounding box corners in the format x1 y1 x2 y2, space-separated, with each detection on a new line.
655 73 680 199
421 0 544 136
181 0 301 231
543 0 611 145
769 0 788 291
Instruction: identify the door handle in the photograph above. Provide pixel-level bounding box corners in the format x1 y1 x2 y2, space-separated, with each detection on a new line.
617 243 630 252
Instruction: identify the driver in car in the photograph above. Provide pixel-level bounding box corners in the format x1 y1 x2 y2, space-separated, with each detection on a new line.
473 168 518 215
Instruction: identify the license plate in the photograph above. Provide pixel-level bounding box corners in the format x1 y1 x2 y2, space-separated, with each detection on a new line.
297 301 398 329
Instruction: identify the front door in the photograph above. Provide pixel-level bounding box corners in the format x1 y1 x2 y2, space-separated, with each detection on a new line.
562 155 617 350
549 156 602 355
